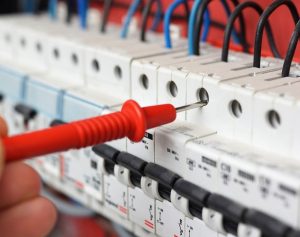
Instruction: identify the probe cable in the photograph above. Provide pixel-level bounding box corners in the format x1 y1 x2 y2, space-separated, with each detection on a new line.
3 100 207 162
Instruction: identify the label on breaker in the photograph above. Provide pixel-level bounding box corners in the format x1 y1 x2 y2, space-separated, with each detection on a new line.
156 200 185 237
127 130 155 163
63 148 103 201
128 187 155 233
218 154 259 206
185 139 220 192
104 175 128 218
185 217 217 237
256 167 300 228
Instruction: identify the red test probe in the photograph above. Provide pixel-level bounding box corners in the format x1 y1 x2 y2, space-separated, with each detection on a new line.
2 100 207 162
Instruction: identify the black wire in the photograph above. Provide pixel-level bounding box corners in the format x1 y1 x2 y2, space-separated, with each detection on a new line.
282 20 300 77
222 1 280 62
140 0 162 42
253 0 299 68
66 0 74 24
183 0 190 25
100 0 113 33
193 0 247 56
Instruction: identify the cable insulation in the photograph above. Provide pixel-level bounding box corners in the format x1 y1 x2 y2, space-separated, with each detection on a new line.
193 0 248 55
221 1 280 62
140 0 163 42
282 20 300 77
120 0 142 38
164 0 189 48
188 0 211 55
253 0 299 68
100 0 113 33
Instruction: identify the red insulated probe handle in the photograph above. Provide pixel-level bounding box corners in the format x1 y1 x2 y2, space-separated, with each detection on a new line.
2 100 176 162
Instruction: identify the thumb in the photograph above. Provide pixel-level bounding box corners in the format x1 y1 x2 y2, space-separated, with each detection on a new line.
0 117 8 178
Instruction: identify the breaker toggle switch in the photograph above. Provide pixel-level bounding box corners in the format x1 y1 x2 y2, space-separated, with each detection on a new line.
116 152 147 188
173 179 210 220
92 144 120 175
207 194 247 236
144 163 181 202
244 209 292 237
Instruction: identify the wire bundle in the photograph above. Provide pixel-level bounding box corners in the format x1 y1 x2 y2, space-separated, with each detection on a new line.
45 0 300 73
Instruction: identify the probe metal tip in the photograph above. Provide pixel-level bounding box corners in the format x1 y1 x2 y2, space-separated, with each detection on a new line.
175 101 208 113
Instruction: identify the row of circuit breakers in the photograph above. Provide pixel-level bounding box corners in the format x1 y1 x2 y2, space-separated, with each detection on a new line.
2 10 300 237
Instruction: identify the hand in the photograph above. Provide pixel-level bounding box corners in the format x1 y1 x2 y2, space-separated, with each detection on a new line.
0 117 57 237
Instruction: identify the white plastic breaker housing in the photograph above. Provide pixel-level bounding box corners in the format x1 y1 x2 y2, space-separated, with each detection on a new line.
155 121 216 180
217 67 300 144
185 56 283 134
251 78 300 158
156 51 256 122
131 43 220 107
83 36 187 101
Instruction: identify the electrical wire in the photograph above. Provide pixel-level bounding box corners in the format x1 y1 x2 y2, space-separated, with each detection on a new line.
220 0 240 44
282 20 300 77
221 1 280 62
77 0 88 29
188 0 211 55
193 0 248 56
48 0 57 20
151 0 163 31
120 0 142 38
164 0 189 48
140 0 163 42
100 0 113 33
253 0 299 68
66 0 73 24
21 0 35 13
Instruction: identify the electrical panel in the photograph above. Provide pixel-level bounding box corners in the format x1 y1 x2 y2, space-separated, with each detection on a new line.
2 1 300 237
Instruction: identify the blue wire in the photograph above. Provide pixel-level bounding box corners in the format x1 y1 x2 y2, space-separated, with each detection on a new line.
48 0 58 20
120 0 142 38
77 0 88 30
188 0 242 55
121 0 162 39
151 0 163 31
188 0 211 55
164 0 210 48
22 0 35 13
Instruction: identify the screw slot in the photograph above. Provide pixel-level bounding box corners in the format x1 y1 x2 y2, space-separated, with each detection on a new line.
267 110 281 129
20 38 26 48
53 48 60 59
114 66 122 79
71 53 78 65
197 88 209 103
229 100 242 118
168 81 178 98
36 42 42 53
92 59 100 72
139 74 149 90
